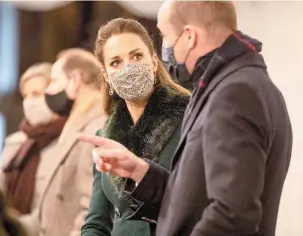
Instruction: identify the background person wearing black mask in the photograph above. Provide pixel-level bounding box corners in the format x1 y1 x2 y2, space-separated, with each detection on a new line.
37 48 108 236
79 1 292 236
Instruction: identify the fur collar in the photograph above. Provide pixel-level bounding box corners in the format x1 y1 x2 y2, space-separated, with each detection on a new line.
103 86 189 197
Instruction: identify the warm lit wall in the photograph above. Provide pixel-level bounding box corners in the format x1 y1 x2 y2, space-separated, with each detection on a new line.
235 2 303 236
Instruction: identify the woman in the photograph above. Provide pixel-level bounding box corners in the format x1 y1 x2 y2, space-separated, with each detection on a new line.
0 63 66 228
81 18 190 236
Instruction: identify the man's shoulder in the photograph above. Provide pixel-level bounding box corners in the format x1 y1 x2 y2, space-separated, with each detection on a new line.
201 52 272 105
218 52 269 85
217 57 276 101
82 113 108 135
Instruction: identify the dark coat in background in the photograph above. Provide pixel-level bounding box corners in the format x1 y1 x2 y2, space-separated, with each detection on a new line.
125 32 293 236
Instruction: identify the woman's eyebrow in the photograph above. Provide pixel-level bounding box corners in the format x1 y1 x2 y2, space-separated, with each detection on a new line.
129 48 143 54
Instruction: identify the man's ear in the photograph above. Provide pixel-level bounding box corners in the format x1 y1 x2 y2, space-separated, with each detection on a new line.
69 70 82 87
184 25 198 50
64 70 81 100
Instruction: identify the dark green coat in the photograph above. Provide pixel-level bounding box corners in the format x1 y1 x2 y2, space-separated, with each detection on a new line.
82 87 189 236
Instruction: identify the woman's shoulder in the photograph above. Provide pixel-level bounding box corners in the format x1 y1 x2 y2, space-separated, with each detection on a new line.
157 86 190 110
1 132 27 167
4 131 27 145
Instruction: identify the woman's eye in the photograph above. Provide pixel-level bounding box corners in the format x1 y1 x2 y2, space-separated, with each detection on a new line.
110 61 120 67
134 54 143 60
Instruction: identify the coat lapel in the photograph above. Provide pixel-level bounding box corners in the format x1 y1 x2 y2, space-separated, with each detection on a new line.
39 105 105 205
171 53 266 168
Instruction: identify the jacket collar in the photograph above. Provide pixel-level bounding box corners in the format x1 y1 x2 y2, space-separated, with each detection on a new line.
103 86 189 198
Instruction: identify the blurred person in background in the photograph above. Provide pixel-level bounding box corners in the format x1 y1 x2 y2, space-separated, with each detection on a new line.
0 189 28 236
0 63 67 235
37 48 108 236
81 18 189 236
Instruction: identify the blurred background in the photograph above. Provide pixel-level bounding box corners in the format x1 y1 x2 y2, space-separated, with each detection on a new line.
0 1 303 236
0 1 163 143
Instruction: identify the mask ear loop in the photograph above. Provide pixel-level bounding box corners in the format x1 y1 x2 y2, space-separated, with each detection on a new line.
172 29 191 65
172 30 185 48
183 47 192 65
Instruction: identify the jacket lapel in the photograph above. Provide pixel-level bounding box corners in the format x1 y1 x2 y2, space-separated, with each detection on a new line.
171 53 266 168
39 105 105 206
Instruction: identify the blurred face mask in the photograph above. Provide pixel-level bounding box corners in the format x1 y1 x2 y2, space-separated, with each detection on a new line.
110 64 155 101
162 30 192 90
23 96 55 126
45 90 74 117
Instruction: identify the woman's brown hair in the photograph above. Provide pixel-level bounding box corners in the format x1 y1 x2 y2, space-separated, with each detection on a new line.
94 18 190 115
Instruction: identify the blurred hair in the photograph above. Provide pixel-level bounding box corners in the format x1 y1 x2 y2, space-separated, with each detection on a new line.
19 62 52 95
94 18 190 115
57 48 103 89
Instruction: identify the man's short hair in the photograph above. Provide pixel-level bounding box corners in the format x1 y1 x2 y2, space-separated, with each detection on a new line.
57 48 103 87
169 1 237 34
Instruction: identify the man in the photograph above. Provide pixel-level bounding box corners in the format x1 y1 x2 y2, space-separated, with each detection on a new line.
80 1 292 236
36 48 107 236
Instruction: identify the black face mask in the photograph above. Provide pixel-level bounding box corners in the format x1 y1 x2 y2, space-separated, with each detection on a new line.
161 31 192 90
45 90 74 117
161 50 192 90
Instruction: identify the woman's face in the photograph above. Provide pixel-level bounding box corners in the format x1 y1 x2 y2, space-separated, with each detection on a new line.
22 76 49 98
22 76 57 126
103 33 158 78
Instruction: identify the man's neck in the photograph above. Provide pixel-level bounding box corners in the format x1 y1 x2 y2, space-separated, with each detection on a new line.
189 30 233 73
58 88 103 143
72 87 100 113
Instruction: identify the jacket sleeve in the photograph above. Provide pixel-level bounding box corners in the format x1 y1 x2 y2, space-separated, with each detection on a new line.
123 127 181 222
124 161 169 222
81 166 114 236
190 81 268 236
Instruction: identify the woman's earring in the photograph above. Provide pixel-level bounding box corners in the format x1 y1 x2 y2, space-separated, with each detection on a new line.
154 71 157 84
109 83 114 95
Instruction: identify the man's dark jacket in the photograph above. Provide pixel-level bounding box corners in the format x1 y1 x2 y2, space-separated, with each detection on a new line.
124 32 293 236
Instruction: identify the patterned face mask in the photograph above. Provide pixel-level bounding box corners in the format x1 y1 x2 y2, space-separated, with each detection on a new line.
110 64 155 101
